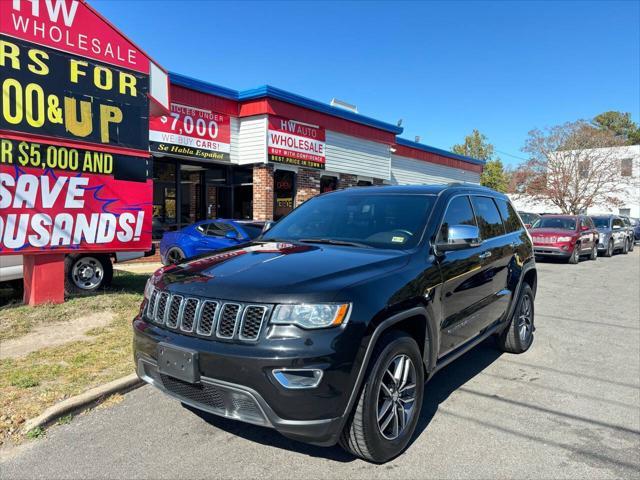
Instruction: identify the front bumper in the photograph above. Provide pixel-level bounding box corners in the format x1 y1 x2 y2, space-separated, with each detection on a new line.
533 245 572 258
132 316 359 446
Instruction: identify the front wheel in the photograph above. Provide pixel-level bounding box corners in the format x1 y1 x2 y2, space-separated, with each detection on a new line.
629 237 635 252
604 240 614 257
164 247 185 265
568 245 580 264
622 239 629 255
340 332 424 463
590 244 598 261
497 283 535 354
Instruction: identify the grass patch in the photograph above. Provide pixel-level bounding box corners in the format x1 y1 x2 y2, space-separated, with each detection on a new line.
0 270 148 443
56 414 73 425
25 426 45 440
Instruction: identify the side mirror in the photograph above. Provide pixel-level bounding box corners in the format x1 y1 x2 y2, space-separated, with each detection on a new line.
262 221 275 234
225 231 239 240
436 225 482 251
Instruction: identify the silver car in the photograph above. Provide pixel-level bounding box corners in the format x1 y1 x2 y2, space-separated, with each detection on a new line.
591 215 631 257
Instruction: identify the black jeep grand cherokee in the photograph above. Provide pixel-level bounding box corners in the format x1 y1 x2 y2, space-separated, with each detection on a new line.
133 184 537 463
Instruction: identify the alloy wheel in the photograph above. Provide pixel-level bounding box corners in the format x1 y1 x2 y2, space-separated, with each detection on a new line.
518 293 533 343
376 354 417 440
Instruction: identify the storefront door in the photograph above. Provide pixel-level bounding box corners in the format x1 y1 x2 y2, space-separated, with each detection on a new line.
274 170 296 220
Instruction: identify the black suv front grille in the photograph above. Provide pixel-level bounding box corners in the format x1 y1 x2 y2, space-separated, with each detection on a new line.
145 289 271 343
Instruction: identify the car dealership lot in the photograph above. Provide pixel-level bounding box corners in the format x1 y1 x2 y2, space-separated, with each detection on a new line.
2 251 639 479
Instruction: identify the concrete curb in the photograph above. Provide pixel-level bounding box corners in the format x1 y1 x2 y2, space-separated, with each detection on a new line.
22 373 142 434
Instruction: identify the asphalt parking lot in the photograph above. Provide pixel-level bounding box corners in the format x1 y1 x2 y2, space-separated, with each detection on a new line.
1 250 639 479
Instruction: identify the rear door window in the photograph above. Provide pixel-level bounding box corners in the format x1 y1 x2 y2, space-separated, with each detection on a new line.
495 199 522 234
207 222 236 237
471 196 506 240
438 196 476 243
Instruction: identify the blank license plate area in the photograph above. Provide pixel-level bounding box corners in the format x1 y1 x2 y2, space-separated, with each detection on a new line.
157 343 200 383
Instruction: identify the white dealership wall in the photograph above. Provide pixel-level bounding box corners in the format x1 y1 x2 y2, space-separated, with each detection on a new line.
390 154 481 185
324 131 392 180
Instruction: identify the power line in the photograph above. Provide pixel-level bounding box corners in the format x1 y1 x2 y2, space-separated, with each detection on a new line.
495 149 529 162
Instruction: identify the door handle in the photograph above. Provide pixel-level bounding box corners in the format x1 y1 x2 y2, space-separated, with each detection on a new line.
479 251 492 260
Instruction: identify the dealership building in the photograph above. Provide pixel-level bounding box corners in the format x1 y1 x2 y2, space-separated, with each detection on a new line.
149 73 485 240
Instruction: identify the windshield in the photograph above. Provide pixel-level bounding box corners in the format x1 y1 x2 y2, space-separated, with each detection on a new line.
519 212 539 225
262 193 435 249
592 217 610 228
532 217 577 230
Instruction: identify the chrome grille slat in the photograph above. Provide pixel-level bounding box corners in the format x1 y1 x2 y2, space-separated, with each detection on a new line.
239 306 268 341
216 303 241 339
196 301 219 336
147 289 159 318
180 298 200 333
155 292 170 325
166 295 183 329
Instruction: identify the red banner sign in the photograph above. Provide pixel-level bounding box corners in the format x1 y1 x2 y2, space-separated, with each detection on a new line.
149 103 231 162
268 116 325 169
0 0 149 74
0 139 152 254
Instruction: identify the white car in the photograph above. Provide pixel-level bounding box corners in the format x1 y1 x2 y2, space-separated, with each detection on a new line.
0 249 154 295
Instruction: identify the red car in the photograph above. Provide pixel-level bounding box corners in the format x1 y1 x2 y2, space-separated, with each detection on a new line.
530 214 599 264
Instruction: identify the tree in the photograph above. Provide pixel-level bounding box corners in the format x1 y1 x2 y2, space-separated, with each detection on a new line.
521 120 628 214
453 129 510 192
592 111 640 145
452 129 494 161
480 159 509 192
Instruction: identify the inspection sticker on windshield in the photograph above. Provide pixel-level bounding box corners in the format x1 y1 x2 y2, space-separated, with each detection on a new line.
391 236 406 243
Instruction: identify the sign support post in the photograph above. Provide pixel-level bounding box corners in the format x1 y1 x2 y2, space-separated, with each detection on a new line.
23 254 65 305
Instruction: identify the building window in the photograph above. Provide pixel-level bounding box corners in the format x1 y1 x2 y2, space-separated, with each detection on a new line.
619 208 631 216
578 160 589 179
274 170 296 220
621 158 633 177
357 180 373 187
320 175 338 193
152 160 178 240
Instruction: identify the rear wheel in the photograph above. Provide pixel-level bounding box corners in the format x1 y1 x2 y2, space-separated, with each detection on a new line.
629 237 635 252
589 244 597 261
340 331 424 463
497 283 535 354
622 239 629 255
64 254 113 296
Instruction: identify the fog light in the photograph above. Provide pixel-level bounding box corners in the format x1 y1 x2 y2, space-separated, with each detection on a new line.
272 369 323 389
561 245 569 251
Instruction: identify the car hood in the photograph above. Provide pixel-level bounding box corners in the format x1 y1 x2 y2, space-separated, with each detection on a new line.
153 241 411 303
530 228 577 237
596 227 612 233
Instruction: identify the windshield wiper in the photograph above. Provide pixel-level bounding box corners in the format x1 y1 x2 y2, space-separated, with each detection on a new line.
298 238 372 248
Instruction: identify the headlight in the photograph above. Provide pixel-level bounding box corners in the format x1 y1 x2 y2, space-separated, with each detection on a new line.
271 303 351 329
143 277 155 300
557 236 574 242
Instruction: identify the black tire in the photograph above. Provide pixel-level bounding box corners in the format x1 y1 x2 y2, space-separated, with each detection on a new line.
497 283 535 354
629 237 635 252
164 247 185 265
589 244 597 261
339 331 425 463
604 240 614 257
622 239 629 255
64 254 113 296
568 245 579 264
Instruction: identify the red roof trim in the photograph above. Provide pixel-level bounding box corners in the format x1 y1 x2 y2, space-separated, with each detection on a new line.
239 99 397 144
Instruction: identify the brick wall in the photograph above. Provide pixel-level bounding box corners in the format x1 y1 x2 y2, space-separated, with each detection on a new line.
253 164 274 220
296 168 321 207
338 173 358 189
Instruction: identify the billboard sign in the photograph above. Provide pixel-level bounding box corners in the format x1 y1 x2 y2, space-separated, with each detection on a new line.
149 102 231 162
268 116 325 169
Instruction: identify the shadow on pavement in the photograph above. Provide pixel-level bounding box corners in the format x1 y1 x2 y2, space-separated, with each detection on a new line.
185 338 503 463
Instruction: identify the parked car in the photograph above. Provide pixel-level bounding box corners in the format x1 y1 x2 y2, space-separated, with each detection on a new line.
0 249 154 295
159 219 265 265
630 217 640 244
591 215 631 256
517 211 541 229
529 215 598 263
619 215 637 251
134 184 537 463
